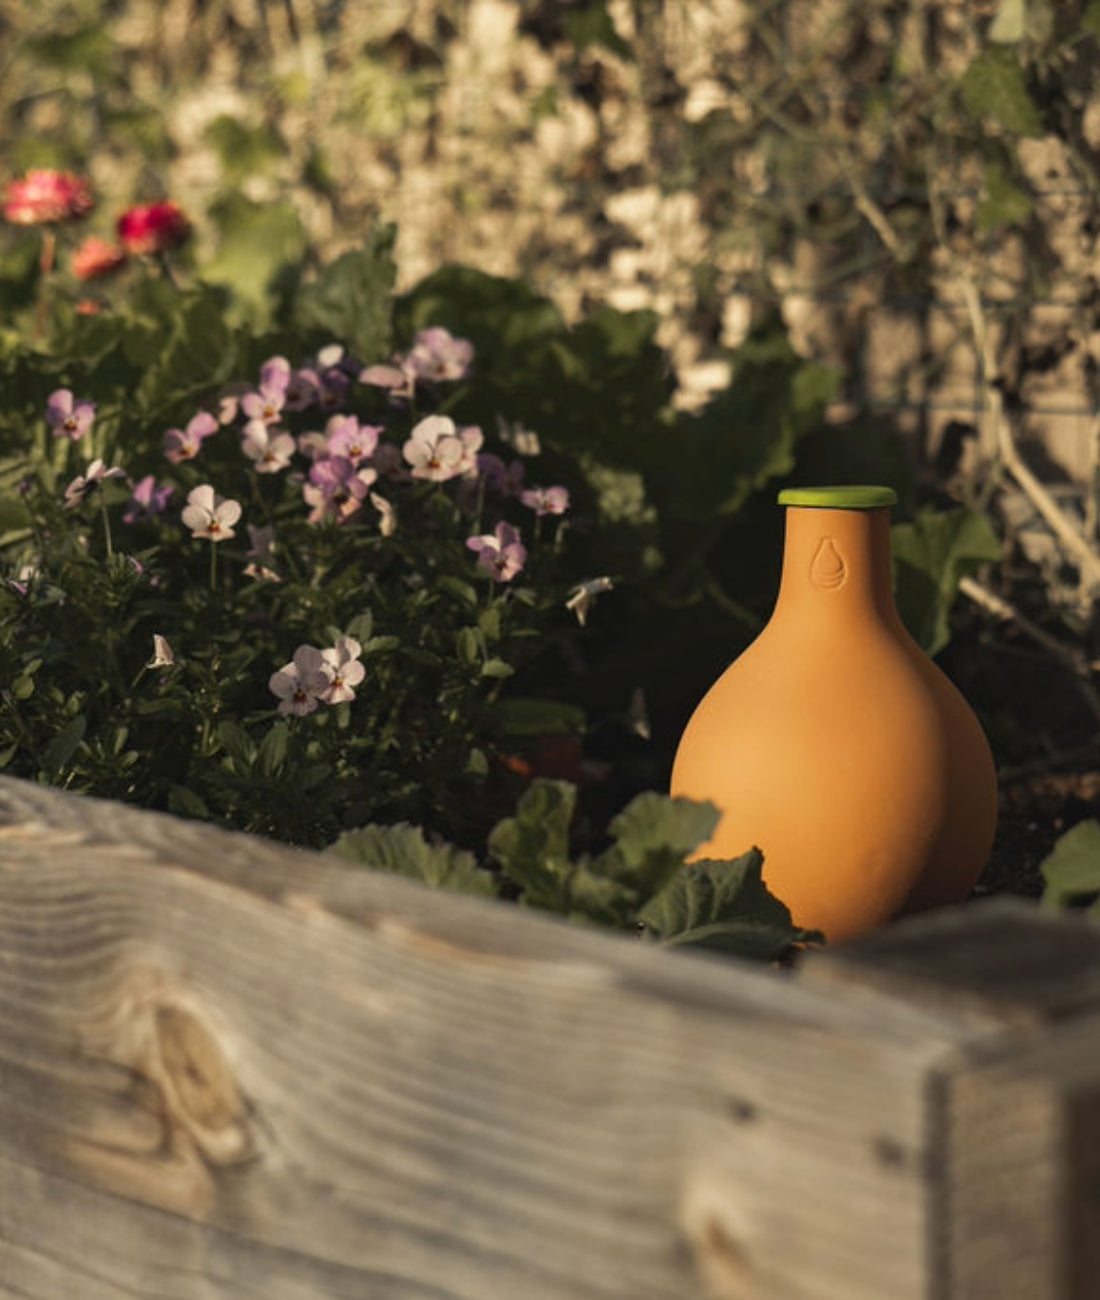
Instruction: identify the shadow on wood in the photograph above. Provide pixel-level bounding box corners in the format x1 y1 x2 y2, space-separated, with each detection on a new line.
0 776 1097 1298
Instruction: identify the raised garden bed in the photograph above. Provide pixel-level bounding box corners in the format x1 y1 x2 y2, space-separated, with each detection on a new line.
2 775 1099 1299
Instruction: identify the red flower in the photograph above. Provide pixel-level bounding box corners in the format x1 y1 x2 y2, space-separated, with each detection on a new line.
72 236 127 281
2 170 94 225
117 201 190 255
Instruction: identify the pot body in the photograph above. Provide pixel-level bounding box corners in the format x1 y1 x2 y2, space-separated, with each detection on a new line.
669 490 998 942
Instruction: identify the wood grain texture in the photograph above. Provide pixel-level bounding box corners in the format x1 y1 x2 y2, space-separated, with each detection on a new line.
808 902 1100 1300
0 777 1095 1299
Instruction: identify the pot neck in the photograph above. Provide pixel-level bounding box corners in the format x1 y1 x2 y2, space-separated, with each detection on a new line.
772 505 898 625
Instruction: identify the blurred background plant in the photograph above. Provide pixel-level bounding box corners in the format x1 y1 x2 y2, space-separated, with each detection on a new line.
2 0 1100 903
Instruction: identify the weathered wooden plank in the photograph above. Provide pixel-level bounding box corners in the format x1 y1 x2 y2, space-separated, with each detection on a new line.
801 900 1100 1026
804 902 1100 1300
0 776 998 1300
936 1011 1100 1300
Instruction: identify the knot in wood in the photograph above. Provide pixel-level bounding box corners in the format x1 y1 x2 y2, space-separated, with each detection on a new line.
152 1004 252 1165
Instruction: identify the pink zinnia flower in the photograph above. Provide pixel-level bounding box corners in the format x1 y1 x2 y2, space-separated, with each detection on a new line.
181 484 241 542
3 170 93 225
466 521 527 582
72 236 127 280
46 389 95 441
117 200 190 255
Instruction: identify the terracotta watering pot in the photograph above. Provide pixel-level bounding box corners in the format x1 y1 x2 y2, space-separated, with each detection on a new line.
669 486 998 942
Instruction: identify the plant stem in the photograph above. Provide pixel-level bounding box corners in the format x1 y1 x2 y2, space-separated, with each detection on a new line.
209 541 217 594
100 498 113 558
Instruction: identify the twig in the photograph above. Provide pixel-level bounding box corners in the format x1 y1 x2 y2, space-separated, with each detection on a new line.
958 574 1100 724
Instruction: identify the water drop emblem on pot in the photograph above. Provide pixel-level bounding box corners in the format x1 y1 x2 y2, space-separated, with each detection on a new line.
669 485 998 943
810 538 846 589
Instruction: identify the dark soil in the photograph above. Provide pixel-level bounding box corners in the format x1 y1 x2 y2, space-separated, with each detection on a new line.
938 595 1100 903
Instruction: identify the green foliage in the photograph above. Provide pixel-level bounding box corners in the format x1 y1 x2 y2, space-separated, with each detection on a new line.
329 823 499 897
976 158 1034 234
293 227 397 362
204 196 310 326
892 507 1003 655
664 325 840 519
960 46 1044 138
484 779 811 956
1039 820 1100 913
639 852 821 958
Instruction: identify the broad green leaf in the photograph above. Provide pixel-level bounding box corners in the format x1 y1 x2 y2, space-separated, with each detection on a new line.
491 697 586 738
258 720 289 778
395 266 565 354
217 720 256 767
666 327 839 518
203 196 309 326
487 779 577 909
892 507 1002 655
593 792 721 917
976 159 1033 234
960 48 1043 137
168 785 210 820
329 822 498 897
40 715 86 777
1039 820 1100 911
203 115 287 181
293 226 397 362
639 852 821 957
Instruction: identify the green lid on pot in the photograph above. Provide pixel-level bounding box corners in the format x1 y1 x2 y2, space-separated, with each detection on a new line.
777 485 898 509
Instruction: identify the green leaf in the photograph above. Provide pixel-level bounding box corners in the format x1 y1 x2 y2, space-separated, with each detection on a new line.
1085 1 1100 43
40 714 86 777
667 326 839 518
203 196 309 326
168 785 210 819
202 114 287 181
217 720 257 767
345 610 374 642
960 47 1043 137
480 658 514 679
456 626 480 665
25 25 115 78
892 507 1002 655
329 822 499 897
490 697 586 738
976 159 1034 234
563 2 634 59
1039 820 1100 911
258 719 289 778
488 779 577 910
639 852 820 958
10 675 34 701
591 792 721 920
293 226 397 362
